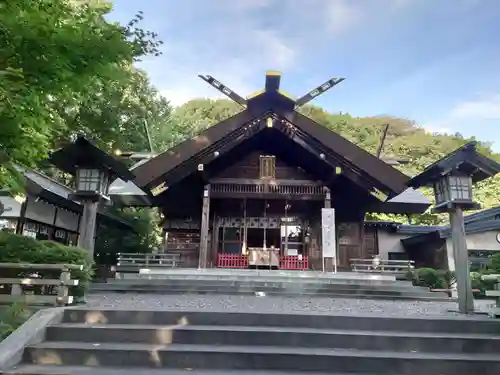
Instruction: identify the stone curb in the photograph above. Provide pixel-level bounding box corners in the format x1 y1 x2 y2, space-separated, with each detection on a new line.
0 307 66 371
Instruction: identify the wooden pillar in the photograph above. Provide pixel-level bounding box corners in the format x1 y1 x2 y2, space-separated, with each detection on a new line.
212 215 220 267
198 185 211 269
15 198 28 235
77 200 99 261
323 188 335 272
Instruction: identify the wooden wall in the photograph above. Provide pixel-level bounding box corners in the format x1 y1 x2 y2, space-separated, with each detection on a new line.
215 151 314 180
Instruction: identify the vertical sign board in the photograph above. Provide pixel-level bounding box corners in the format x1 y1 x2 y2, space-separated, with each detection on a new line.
321 208 337 272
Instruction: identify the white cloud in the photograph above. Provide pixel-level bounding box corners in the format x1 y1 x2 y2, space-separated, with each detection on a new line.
422 95 500 136
324 0 362 34
118 0 420 106
448 95 500 120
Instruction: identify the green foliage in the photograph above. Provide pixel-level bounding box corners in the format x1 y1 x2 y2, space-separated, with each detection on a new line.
489 252 500 272
0 303 33 341
0 232 93 297
407 268 455 289
470 253 500 298
0 0 164 189
95 207 162 258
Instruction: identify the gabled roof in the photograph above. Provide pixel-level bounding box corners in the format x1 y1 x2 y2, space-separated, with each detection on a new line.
50 136 135 182
133 72 410 198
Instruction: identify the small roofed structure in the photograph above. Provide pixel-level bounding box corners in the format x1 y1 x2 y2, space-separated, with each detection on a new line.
408 141 500 213
409 141 500 314
50 136 136 256
50 136 135 201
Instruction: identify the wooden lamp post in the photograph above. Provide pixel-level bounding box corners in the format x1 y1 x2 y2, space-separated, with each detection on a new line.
408 141 500 314
50 136 135 260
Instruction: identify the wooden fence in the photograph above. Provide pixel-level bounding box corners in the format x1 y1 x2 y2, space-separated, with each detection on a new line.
0 263 82 306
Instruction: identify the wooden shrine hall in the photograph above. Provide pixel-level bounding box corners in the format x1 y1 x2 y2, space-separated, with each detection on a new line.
131 72 430 271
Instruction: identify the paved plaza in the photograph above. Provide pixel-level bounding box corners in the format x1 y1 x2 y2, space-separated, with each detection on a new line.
85 292 494 318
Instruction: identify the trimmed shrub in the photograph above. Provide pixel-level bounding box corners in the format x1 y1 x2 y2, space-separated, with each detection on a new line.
408 268 456 290
0 232 93 297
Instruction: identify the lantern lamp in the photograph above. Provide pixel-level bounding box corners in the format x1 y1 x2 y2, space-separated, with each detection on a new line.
408 141 500 314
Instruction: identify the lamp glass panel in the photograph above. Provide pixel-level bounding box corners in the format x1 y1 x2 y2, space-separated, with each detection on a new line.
77 169 101 192
448 175 472 201
433 178 448 204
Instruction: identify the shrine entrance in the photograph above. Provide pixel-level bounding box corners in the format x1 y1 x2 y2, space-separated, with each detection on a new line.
214 199 310 270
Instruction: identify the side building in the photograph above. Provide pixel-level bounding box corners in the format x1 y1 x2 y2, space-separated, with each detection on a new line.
0 167 132 247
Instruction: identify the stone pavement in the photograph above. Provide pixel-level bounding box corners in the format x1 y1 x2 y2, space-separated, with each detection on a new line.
84 292 494 318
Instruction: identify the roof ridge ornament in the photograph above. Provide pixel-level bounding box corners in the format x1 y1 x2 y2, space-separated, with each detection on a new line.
198 71 345 109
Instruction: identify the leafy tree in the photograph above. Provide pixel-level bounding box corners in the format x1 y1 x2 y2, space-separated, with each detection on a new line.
0 0 161 189
94 207 162 259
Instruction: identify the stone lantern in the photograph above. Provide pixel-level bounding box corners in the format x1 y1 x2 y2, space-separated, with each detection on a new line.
50 136 135 259
408 141 500 314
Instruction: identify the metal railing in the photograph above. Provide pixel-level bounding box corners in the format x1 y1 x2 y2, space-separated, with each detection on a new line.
350 258 414 276
481 274 500 318
115 253 181 278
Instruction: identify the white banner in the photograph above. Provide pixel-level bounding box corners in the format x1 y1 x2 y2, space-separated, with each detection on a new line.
321 208 336 260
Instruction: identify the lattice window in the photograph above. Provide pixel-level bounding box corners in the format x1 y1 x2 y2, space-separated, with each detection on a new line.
259 155 276 179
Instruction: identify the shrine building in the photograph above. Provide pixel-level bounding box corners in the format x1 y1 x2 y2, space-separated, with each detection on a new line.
125 72 430 271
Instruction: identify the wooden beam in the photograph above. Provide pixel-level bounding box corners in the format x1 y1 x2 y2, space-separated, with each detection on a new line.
295 77 344 107
210 178 322 186
198 185 211 269
265 71 281 92
210 192 324 201
198 75 247 107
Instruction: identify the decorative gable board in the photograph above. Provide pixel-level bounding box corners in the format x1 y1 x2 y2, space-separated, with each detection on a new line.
215 151 313 180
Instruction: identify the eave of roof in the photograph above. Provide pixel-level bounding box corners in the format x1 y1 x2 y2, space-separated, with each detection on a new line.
399 205 500 246
367 188 431 214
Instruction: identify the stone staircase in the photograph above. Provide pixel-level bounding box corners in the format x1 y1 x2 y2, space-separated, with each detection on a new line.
3 308 500 374
92 269 450 301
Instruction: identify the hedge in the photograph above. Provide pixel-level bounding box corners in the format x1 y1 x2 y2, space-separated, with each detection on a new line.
406 268 456 290
0 232 93 297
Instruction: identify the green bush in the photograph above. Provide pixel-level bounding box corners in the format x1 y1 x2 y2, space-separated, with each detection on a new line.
0 303 33 341
489 253 500 272
0 232 93 297
408 268 456 289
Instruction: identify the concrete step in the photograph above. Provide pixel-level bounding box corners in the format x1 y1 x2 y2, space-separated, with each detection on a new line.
61 309 500 335
22 341 500 374
45 323 500 353
0 365 376 375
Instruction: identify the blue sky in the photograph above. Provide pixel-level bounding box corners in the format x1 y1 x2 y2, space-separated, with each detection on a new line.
108 0 500 150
